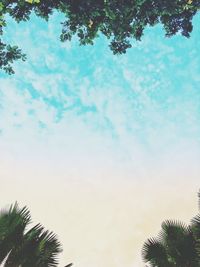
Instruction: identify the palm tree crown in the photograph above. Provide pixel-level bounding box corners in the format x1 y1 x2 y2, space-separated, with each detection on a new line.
0 202 62 267
142 191 200 267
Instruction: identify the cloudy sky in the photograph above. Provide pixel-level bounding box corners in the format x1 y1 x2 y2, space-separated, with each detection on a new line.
0 10 200 267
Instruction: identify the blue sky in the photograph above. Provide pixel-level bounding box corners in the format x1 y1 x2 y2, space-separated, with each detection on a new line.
0 11 200 267
1 12 200 153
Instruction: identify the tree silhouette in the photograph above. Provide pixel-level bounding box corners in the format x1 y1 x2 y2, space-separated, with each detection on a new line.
142 191 200 267
0 0 200 73
0 202 63 267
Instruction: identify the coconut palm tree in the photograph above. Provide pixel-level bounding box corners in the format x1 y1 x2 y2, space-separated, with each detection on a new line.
142 192 200 267
142 220 199 267
0 202 62 267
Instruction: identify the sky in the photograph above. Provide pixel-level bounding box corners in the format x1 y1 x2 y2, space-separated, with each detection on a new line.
0 10 200 267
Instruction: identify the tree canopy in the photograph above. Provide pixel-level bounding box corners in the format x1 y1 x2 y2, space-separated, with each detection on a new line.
0 202 62 266
0 0 199 74
142 191 200 267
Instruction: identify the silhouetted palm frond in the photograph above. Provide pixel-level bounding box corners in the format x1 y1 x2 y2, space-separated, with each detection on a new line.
0 202 31 265
0 203 62 267
142 237 169 267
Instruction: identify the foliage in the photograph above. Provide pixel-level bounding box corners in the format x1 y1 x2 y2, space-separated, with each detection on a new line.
142 192 200 267
0 202 62 267
0 0 200 74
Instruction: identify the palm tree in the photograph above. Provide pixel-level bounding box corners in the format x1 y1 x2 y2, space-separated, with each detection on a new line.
142 192 200 267
0 203 62 267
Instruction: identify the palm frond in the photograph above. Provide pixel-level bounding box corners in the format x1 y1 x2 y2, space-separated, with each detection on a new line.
191 214 200 263
142 237 169 267
0 203 62 267
191 214 200 231
4 223 62 267
0 202 31 265
35 228 62 267
160 220 198 266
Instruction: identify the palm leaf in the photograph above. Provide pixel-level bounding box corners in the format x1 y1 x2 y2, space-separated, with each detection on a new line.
191 214 200 238
142 237 170 267
0 202 31 265
160 220 198 267
0 203 62 267
191 214 200 264
4 223 62 267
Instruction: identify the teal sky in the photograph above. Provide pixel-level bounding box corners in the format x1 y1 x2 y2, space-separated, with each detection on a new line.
0 15 200 149
1 13 200 152
0 11 200 267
